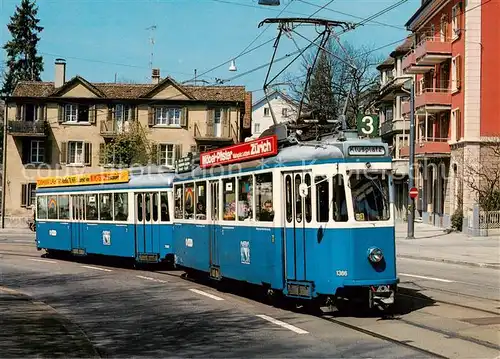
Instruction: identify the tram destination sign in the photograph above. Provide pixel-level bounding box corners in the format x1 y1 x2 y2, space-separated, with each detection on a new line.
200 135 278 168
36 170 129 188
347 145 386 157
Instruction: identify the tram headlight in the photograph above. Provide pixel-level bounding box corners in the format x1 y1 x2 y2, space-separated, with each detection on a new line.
367 247 384 263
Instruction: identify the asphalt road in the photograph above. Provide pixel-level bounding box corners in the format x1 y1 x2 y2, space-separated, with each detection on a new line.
0 233 499 358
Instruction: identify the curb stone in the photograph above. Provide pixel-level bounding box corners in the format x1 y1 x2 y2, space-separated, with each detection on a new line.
397 254 500 270
0 286 101 358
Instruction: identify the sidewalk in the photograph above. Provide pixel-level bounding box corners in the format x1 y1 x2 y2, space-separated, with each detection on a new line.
396 222 500 269
0 287 99 358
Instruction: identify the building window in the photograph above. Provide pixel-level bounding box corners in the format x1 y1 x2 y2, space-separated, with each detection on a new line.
282 108 288 117
452 4 461 39
21 183 37 208
30 140 45 163
159 144 178 167
115 104 133 122
263 107 270 117
214 108 222 124
451 56 461 91
254 123 260 133
155 107 181 126
68 141 84 164
64 104 89 123
23 104 39 122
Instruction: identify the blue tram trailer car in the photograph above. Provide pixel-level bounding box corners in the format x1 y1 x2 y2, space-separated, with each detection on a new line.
35 167 176 264
172 134 398 309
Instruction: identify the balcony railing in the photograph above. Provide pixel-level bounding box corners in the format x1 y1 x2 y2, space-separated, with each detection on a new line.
380 121 393 136
400 137 451 157
402 88 452 114
100 120 130 137
414 36 452 66
8 120 46 137
193 122 238 143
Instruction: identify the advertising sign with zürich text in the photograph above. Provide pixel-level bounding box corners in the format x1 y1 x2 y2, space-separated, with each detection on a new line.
200 135 278 168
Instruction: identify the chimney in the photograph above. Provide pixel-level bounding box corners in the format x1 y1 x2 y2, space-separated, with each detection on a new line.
152 68 160 84
54 58 66 88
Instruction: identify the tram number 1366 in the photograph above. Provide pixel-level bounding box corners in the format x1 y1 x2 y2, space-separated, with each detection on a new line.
336 270 348 277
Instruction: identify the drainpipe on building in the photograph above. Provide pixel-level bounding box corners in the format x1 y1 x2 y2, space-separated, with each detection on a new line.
1 103 7 228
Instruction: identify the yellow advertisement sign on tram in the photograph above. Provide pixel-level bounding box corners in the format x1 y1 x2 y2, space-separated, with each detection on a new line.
36 170 129 188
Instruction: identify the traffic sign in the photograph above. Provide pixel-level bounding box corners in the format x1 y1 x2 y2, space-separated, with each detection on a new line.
409 187 418 199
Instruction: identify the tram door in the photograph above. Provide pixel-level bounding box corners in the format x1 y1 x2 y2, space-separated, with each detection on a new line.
71 194 85 254
209 181 220 272
135 193 159 259
283 172 312 282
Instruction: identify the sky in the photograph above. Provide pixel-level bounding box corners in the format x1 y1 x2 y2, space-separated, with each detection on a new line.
0 0 420 98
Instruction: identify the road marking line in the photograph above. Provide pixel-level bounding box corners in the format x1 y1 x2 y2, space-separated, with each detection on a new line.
28 258 57 264
189 288 224 301
399 273 454 283
136 275 167 283
81 265 112 272
256 314 309 334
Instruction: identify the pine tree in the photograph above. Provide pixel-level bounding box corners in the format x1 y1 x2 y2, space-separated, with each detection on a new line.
1 0 44 96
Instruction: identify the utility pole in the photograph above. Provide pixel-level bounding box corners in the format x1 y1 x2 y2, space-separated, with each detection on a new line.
407 79 416 239
146 25 157 74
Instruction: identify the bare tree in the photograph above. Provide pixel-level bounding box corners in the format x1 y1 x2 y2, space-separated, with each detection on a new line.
285 39 382 126
463 138 500 211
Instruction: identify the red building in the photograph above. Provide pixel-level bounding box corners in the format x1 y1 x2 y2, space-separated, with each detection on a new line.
380 0 500 228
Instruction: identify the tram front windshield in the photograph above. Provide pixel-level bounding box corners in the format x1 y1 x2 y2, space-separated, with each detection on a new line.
349 172 390 222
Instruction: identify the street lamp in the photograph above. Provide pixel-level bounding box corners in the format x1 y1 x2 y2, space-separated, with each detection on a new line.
399 78 416 239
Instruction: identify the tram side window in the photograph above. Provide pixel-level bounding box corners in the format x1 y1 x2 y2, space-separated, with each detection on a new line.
137 193 143 221
195 182 206 220
238 175 253 221
332 174 348 222
152 193 159 222
37 196 47 220
58 195 70 220
174 185 183 219
47 195 58 220
222 178 236 221
304 173 312 223
160 192 169 222
256 173 274 222
184 183 194 220
114 193 128 221
99 193 113 221
315 176 329 223
145 193 151 221
86 194 98 220
285 175 293 223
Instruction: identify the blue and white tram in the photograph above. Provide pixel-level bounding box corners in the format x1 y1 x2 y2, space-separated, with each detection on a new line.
35 168 176 264
172 135 398 309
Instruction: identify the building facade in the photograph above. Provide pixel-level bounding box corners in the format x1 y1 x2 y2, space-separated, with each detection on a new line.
2 59 251 225
375 37 414 220
383 0 500 228
250 90 297 140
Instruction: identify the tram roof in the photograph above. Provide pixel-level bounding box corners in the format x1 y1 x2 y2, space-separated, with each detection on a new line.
175 136 391 181
36 166 176 194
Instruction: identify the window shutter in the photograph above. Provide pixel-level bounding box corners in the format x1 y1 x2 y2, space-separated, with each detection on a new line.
150 143 158 165
107 105 113 121
456 56 461 89
22 140 31 164
21 184 27 208
58 105 64 124
175 144 182 161
37 106 44 121
206 109 214 136
148 107 155 126
130 106 137 121
456 109 461 141
181 107 188 127
99 143 105 165
89 105 97 124
84 142 92 166
16 104 22 120
222 108 230 137
44 140 52 164
60 141 67 165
